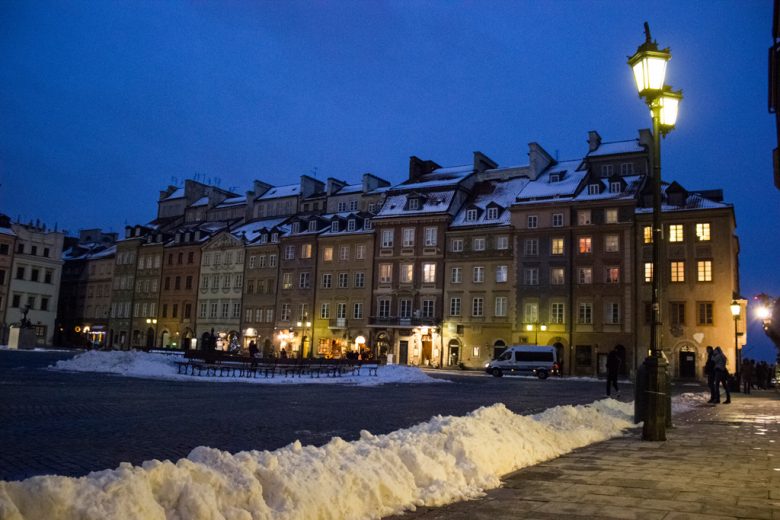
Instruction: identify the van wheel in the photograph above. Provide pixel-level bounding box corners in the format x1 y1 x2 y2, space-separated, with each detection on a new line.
536 370 548 380
492 368 503 378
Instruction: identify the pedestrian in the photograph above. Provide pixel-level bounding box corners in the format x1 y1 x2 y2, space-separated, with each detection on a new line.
248 340 259 367
742 358 753 394
280 347 288 359
756 361 768 390
704 346 716 403
712 346 731 404
606 346 620 397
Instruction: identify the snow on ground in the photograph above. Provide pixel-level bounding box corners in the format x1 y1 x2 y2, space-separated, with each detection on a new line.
0 399 636 520
49 350 443 386
672 391 711 413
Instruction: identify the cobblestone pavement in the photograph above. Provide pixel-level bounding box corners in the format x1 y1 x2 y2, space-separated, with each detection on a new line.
1 349 640 481
384 392 780 520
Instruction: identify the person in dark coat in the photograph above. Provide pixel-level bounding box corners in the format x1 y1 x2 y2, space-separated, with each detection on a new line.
712 346 731 404
606 347 621 397
248 341 259 367
704 346 716 402
741 358 753 394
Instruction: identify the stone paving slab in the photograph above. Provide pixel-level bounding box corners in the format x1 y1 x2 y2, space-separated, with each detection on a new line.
384 393 780 520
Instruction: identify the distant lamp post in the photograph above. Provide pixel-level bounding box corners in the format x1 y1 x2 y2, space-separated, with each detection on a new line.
628 22 682 441
730 300 742 387
525 322 547 345
145 317 158 349
296 316 312 359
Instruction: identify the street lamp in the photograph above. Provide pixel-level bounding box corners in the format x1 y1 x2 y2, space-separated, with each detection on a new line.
296 316 312 359
145 318 158 349
730 300 741 388
525 322 547 345
628 22 682 441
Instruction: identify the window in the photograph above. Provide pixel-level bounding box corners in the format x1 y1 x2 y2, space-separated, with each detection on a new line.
346 220 356 232
424 227 437 246
604 234 619 252
451 239 464 252
697 302 714 325
495 297 507 317
486 207 499 220
609 182 622 194
408 198 419 210
301 244 312 258
524 268 539 285
30 269 39 282
319 303 330 319
473 266 485 283
578 302 593 324
495 265 508 283
399 299 412 318
402 228 415 247
284 245 295 260
552 213 564 227
12 294 20 307
355 244 366 259
323 247 334 262
496 235 509 250
605 267 620 284
16 266 24 279
299 272 310 288
670 302 685 326
188 252 194 264
451 267 463 283
605 302 620 324
601 164 614 177
321 273 332 288
40 297 49 311
282 272 293 289
587 184 600 195
423 263 436 283
472 238 485 251
421 300 434 318
378 299 391 318
644 262 653 283
695 222 711 242
221 303 229 319
551 303 565 324
336 303 346 319
354 272 365 288
450 297 461 316
16 243 23 254
349 200 358 211
605 209 618 224
669 224 684 242
578 210 592 225
527 215 538 228
338 272 349 288
620 163 634 175
174 276 181 290
524 239 538 256
670 261 685 282
577 267 592 284
550 173 561 183
697 260 713 282
524 303 538 323
578 237 592 254
381 230 394 248
353 303 363 319
269 254 277 267
339 246 349 261
0 244 7 255
465 209 478 221
472 297 484 317
308 220 318 232
363 219 372 230
551 238 564 255
400 263 414 283
379 264 392 283
550 267 565 285
281 304 291 321
643 226 653 244
44 270 52 284
249 255 256 269
337 201 347 212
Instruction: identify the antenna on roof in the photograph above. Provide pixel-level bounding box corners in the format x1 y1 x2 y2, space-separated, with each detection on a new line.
555 149 559 161
312 166 319 178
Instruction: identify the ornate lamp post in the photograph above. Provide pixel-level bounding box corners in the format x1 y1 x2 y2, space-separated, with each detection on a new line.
296 315 312 359
730 300 742 388
145 317 158 349
525 322 547 345
628 22 682 441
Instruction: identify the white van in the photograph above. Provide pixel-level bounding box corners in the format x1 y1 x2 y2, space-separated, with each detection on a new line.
484 345 557 379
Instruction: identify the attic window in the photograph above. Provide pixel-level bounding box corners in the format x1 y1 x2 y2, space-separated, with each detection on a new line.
465 209 478 221
271 233 279 243
347 220 356 231
609 181 622 194
260 234 268 244
331 221 340 233
486 207 499 220
364 218 373 230
292 222 300 234
550 173 561 183
408 198 420 210
308 220 317 232
588 184 600 195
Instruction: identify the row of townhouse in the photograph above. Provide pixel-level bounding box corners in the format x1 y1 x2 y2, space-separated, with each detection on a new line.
55 129 743 378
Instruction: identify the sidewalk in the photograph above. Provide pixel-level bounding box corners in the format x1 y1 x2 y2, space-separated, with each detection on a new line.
385 392 780 520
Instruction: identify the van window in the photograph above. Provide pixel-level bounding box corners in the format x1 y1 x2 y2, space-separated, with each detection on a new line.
499 352 512 361
515 351 554 362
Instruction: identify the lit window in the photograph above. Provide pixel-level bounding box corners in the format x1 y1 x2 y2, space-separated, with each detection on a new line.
605 267 620 284
605 209 618 224
644 262 653 283
577 210 591 225
670 261 685 282
578 237 592 254
423 263 436 283
577 267 592 284
400 263 414 283
550 267 565 285
604 234 619 252
697 260 712 282
379 264 392 283
323 247 334 261
551 238 564 255
669 224 684 242
696 223 711 241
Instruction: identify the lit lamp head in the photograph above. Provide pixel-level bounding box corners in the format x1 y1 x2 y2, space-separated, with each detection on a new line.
540 324 548 332
526 324 533 332
656 87 683 133
627 22 671 98
756 305 771 321
730 300 741 318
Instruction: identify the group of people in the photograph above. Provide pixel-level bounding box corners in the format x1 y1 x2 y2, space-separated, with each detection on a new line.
704 346 731 404
740 358 776 394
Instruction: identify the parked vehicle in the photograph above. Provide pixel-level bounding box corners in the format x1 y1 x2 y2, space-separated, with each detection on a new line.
484 345 557 379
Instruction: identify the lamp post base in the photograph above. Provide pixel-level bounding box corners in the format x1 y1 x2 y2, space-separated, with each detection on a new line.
642 354 668 441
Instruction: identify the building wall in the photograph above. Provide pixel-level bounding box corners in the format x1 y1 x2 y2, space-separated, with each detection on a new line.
0 229 17 343
131 241 164 348
241 242 280 355
159 240 202 349
108 237 142 349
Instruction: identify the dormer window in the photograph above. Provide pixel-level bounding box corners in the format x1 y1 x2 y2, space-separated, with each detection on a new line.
308 220 317 232
609 181 622 194
588 184 601 195
331 221 340 233
408 198 420 210
486 207 499 220
185 232 191 242
260 234 268 244
368 203 376 213
364 218 373 230
271 233 279 243
292 222 300 234
550 173 561 183
465 209 478 221
347 220 356 231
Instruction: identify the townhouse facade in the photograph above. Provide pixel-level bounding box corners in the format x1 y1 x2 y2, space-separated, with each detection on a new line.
0 216 17 343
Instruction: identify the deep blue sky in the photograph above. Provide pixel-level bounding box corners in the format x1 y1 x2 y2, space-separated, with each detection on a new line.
1 1 777 360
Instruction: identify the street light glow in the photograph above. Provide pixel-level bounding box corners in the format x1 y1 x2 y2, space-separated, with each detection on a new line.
756 305 771 320
628 23 671 97
730 300 741 318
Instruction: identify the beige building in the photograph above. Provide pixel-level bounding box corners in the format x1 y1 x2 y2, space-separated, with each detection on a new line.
0 216 17 343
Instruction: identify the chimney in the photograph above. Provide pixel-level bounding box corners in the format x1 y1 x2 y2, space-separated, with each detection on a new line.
473 151 497 173
587 130 602 152
326 177 346 195
362 173 391 192
408 156 441 182
159 185 177 201
528 142 554 180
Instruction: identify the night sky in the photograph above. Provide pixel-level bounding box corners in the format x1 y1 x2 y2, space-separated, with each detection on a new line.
1 1 777 361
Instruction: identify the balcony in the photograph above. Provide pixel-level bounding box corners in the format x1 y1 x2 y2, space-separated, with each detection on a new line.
368 316 439 328
328 318 348 329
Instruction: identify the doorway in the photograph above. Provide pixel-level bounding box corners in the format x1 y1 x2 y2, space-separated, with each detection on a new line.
399 340 409 365
679 347 697 378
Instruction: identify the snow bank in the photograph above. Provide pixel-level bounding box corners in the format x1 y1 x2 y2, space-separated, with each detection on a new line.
672 391 711 413
0 399 635 520
49 350 442 386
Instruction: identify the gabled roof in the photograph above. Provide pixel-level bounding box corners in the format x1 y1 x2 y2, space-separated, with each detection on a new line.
257 184 299 200
573 175 642 202
636 184 731 214
232 217 290 243
376 191 457 218
514 160 586 202
452 177 529 228
587 139 645 157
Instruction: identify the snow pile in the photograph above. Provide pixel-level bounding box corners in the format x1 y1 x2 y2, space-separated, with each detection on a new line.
49 350 442 386
0 399 634 520
672 392 711 413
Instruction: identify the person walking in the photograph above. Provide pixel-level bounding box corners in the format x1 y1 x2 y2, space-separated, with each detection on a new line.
705 346 716 403
606 346 621 398
742 358 753 394
712 346 731 404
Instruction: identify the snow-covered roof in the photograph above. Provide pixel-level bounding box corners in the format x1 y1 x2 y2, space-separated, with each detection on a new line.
451 177 529 228
398 165 474 191
588 139 645 157
334 184 363 195
573 175 642 202
216 196 246 208
257 184 299 200
318 212 372 236
376 191 457 218
636 188 731 214
63 244 116 261
514 160 586 202
0 225 16 237
190 197 209 207
163 188 185 200
232 217 290 243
